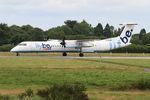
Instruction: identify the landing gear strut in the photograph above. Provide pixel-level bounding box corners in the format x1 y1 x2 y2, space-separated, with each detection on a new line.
79 53 84 57
62 52 67 56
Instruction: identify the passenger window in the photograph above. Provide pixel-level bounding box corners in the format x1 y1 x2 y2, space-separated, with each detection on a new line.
19 43 27 46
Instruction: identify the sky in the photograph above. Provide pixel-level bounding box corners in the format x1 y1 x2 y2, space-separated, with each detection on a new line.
0 0 150 33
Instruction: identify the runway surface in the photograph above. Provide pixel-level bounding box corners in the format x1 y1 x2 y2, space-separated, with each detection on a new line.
0 56 150 59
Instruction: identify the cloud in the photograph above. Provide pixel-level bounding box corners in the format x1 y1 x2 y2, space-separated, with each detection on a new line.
87 0 150 7
0 0 87 13
0 0 150 13
0 0 150 31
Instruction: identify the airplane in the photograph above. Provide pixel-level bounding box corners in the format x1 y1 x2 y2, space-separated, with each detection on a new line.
10 23 137 57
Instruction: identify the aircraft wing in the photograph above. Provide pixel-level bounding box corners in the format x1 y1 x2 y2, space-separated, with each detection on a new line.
64 40 94 48
76 40 94 47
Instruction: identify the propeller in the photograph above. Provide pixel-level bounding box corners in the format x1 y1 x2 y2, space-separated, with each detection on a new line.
60 37 66 48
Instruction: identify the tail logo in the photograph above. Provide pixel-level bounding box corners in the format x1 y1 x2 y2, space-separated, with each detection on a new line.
120 29 133 44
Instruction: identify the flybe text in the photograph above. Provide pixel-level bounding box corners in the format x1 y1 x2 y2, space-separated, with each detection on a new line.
120 29 133 44
42 43 51 48
42 43 51 50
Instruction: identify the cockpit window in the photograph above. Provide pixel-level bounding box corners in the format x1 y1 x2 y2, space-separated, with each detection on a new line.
18 43 27 46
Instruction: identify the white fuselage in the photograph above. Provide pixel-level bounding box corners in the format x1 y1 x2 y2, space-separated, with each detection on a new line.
10 37 130 53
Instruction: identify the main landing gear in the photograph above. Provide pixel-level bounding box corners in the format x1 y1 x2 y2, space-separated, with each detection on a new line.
62 52 84 57
79 53 84 57
16 52 20 56
62 52 67 56
79 47 84 57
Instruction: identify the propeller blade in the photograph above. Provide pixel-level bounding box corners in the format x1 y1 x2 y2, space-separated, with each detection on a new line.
60 37 66 48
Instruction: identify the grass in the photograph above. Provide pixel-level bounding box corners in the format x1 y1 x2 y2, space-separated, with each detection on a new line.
0 52 150 99
101 59 150 68
0 68 148 89
88 90 150 100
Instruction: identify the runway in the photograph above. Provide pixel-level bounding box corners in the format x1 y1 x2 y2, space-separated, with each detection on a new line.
0 56 150 59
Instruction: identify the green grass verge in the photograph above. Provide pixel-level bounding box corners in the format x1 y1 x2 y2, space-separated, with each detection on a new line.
0 54 149 99
101 59 150 68
0 57 149 89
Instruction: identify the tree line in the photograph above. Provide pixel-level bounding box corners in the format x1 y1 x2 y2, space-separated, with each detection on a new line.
0 20 150 52
0 20 122 46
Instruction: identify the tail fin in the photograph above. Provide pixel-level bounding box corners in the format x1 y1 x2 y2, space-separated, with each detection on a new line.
119 23 137 44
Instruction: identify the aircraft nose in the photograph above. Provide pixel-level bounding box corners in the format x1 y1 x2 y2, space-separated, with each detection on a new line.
10 47 16 52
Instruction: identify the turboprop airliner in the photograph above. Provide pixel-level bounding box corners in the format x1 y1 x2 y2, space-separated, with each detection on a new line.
10 23 137 57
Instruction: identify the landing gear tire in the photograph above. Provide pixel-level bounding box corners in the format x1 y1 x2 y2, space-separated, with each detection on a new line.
16 52 20 56
62 52 67 56
79 53 84 57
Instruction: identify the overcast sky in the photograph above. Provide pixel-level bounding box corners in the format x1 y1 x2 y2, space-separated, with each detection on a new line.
0 0 150 32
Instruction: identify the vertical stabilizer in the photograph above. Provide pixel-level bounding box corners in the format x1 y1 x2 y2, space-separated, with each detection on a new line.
119 23 137 44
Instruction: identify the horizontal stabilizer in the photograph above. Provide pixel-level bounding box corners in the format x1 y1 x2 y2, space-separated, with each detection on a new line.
119 23 138 26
